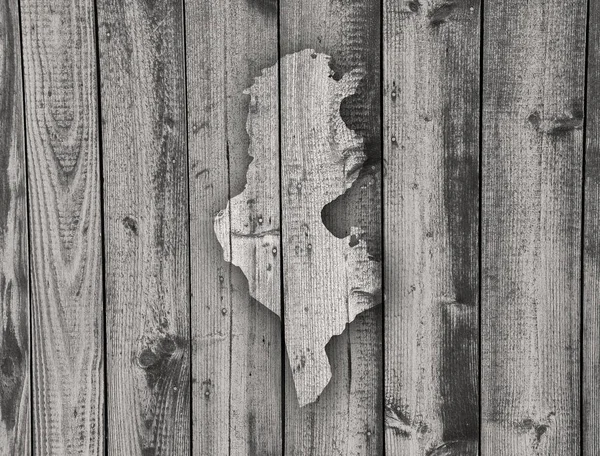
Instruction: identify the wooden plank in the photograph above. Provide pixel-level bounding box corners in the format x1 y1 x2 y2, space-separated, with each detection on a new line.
19 0 104 453
383 0 480 454
584 1 600 453
0 0 29 453
481 0 586 454
95 1 190 454
280 0 383 453
185 0 281 453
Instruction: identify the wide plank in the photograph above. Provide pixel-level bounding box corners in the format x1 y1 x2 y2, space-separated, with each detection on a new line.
280 0 383 453
584 0 600 453
481 0 586 454
96 0 190 453
19 0 104 453
0 0 29 453
185 0 281 453
383 0 481 454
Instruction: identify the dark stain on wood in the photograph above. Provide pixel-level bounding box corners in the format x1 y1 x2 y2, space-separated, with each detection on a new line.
548 111 584 136
137 334 190 447
408 0 421 13
0 0 28 450
528 106 584 136
322 166 382 260
248 0 278 14
429 3 455 26
527 111 541 129
517 416 550 443
0 307 23 430
137 335 182 388
142 447 156 456
122 216 138 235
439 303 478 445
0 0 16 229
428 440 479 455
248 411 257 455
435 2 480 443
442 152 478 306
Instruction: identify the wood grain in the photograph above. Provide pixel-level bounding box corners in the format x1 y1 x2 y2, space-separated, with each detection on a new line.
280 0 383 453
0 0 29 453
96 0 190 453
383 0 480 454
584 0 600 453
185 0 281 453
481 0 586 454
19 0 104 453
280 49 380 407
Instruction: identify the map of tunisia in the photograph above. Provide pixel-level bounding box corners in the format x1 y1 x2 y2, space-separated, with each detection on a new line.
214 49 381 407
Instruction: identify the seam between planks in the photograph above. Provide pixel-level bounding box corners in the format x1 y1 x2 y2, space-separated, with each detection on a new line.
224 5 232 452
277 1 285 454
226 7 233 452
180 0 193 453
91 0 108 454
581 0 591 453
478 0 485 452
14 0 32 453
379 0 386 453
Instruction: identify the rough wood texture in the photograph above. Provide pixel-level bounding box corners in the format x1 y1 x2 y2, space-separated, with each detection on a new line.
96 0 190 454
481 0 586 454
186 0 281 453
0 1 29 453
280 0 383 453
383 0 480 454
280 49 380 407
19 0 104 453
584 1 600 453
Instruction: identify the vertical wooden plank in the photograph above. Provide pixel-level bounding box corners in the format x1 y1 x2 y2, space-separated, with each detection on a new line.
280 1 383 454
185 0 281 454
184 1 230 453
584 0 598 453
19 0 104 453
383 0 480 454
482 0 586 454
96 0 190 454
0 0 29 453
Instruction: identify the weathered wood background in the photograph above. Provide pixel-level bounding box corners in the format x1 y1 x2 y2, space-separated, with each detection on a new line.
0 0 596 454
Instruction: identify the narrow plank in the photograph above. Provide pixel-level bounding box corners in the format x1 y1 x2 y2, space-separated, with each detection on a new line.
280 0 383 453
95 1 190 453
481 0 586 454
383 0 480 454
584 0 600 453
19 0 104 453
185 0 281 454
0 0 29 453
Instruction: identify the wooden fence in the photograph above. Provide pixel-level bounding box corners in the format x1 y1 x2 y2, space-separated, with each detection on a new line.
0 0 597 454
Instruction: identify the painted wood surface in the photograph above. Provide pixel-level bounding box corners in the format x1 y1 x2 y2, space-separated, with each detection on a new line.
19 0 104 453
383 0 480 454
279 1 383 454
481 0 586 454
584 1 600 453
0 0 29 454
95 0 190 454
185 0 281 454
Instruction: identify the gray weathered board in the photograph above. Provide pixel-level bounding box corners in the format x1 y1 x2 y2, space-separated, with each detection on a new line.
0 0 597 455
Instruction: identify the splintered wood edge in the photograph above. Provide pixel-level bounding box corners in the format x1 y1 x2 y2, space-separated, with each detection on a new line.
214 49 382 406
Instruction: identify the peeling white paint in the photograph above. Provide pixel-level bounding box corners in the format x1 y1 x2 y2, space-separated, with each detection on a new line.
215 49 381 406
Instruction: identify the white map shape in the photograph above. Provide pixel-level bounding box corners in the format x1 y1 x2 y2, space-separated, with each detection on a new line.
215 49 381 406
